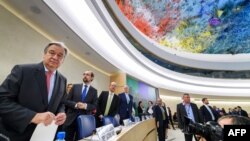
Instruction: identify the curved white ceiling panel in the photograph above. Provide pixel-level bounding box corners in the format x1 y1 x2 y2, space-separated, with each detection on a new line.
43 0 250 96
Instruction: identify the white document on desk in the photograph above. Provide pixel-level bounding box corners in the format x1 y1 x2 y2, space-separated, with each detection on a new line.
30 120 58 141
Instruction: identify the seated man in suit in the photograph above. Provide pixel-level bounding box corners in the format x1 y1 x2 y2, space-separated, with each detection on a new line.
96 82 120 127
177 93 203 141
200 98 218 123
0 42 68 141
63 71 98 141
118 85 133 124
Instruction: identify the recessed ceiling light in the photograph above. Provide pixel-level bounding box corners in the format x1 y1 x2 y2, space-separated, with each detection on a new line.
30 6 41 14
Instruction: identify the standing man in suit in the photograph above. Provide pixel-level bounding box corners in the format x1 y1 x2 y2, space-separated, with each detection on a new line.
0 42 68 141
177 93 203 141
237 106 248 117
200 98 218 123
96 82 120 127
154 98 168 141
63 71 98 141
118 85 133 124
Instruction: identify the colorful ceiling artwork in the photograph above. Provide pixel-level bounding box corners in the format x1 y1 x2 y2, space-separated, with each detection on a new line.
116 0 250 54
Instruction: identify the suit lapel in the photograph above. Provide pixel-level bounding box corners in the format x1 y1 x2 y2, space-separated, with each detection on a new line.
181 104 188 116
35 63 48 106
76 84 82 101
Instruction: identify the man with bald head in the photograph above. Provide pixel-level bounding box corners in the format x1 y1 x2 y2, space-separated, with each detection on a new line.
96 82 120 127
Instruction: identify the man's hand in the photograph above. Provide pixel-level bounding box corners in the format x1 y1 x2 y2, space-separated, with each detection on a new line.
76 102 87 110
31 112 55 126
99 115 103 119
55 113 66 125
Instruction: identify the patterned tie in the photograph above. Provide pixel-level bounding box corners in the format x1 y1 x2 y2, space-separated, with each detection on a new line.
46 71 53 95
104 94 112 116
81 85 88 102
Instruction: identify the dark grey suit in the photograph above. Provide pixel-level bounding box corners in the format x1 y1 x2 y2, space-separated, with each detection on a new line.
0 62 67 141
63 84 98 140
177 103 203 141
200 105 218 123
154 105 168 141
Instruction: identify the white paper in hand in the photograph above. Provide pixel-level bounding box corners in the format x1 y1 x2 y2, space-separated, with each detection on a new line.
30 120 58 141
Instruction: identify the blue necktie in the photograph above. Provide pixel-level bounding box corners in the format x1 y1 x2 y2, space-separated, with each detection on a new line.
81 85 87 102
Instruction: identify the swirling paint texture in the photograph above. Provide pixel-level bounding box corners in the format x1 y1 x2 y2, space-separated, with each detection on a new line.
116 0 250 54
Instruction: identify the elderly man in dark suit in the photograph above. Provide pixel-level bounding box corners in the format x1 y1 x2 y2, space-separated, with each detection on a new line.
96 82 120 127
118 85 133 124
200 98 218 123
177 93 203 141
0 42 68 141
63 70 98 141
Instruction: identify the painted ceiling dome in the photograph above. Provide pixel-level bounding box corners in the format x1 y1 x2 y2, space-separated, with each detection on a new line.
116 0 250 54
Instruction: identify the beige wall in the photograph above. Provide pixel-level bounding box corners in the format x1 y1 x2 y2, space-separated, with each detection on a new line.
0 5 109 94
159 88 250 115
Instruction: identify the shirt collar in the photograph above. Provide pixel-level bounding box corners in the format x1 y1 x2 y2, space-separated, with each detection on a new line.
44 66 56 75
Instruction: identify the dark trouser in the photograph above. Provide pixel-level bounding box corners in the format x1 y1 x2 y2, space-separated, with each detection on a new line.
64 119 78 141
0 123 35 141
184 133 193 141
119 111 130 125
157 124 166 141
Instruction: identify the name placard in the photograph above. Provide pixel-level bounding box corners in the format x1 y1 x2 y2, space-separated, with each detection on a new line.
97 124 117 141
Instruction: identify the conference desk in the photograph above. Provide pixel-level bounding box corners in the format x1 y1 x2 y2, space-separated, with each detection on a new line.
80 118 157 141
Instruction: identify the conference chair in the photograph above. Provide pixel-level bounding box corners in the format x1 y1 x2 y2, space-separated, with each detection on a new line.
102 116 120 127
77 115 96 140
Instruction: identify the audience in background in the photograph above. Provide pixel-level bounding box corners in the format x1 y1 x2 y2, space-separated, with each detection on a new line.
146 101 154 115
236 106 248 117
137 101 145 121
63 71 98 141
66 83 73 94
96 82 120 127
118 85 134 124
0 42 68 141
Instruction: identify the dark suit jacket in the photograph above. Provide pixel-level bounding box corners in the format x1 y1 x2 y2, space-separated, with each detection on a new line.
64 84 98 126
200 105 218 123
0 62 67 141
118 93 133 119
97 91 119 117
154 105 168 127
239 110 248 117
177 103 203 129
